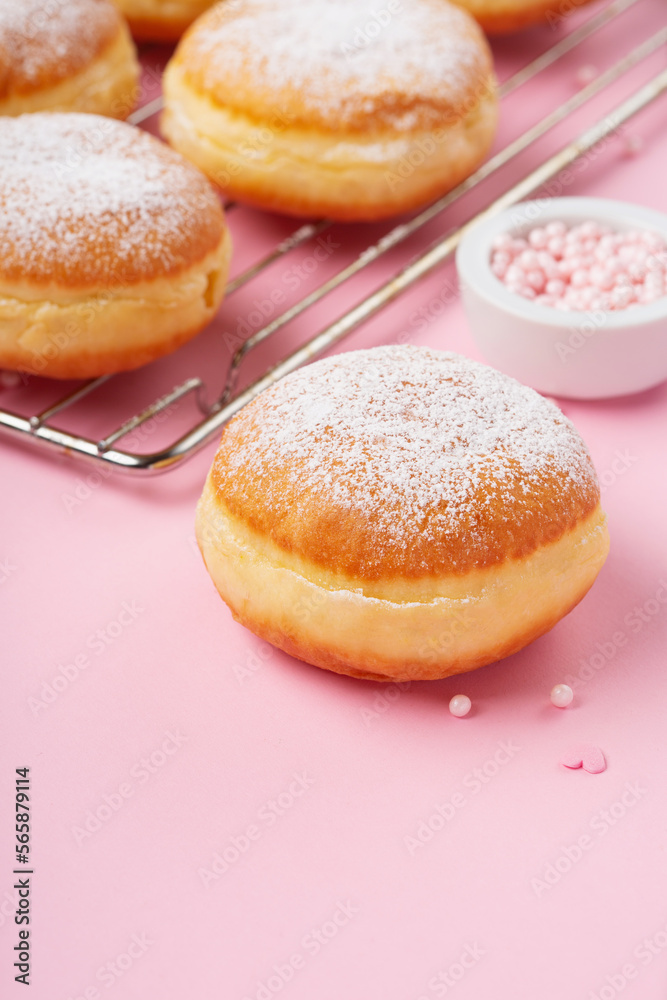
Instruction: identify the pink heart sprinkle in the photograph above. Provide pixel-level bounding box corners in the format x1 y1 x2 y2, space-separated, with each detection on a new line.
560 744 607 774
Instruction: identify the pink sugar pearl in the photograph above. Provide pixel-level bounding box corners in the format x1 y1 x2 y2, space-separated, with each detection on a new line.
547 236 565 258
449 694 472 718
550 684 574 708
528 227 548 249
518 249 539 269
576 64 597 87
489 220 667 312
491 233 513 252
570 268 589 289
505 263 525 284
545 278 566 296
589 266 615 290
545 220 567 237
623 135 644 157
525 269 546 291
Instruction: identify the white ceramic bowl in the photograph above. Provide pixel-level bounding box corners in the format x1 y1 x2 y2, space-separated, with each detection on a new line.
456 197 667 398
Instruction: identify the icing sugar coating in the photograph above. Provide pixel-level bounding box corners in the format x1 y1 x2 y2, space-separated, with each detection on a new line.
212 345 601 579
0 113 225 288
0 0 120 96
174 0 494 132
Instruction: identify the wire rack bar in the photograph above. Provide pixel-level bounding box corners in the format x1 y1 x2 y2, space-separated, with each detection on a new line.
96 378 204 452
29 377 111 430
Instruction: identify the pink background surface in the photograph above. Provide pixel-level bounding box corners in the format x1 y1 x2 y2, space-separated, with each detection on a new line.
3 2 667 998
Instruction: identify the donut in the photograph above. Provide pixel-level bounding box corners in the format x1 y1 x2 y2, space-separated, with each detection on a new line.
196 346 610 682
161 0 498 221
112 0 216 42
0 0 140 119
0 113 231 380
449 0 595 33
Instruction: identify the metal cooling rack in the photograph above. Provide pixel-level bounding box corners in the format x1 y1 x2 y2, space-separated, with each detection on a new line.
1 0 666 474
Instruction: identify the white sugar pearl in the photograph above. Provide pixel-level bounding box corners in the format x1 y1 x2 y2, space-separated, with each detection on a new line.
550 684 574 708
449 694 472 718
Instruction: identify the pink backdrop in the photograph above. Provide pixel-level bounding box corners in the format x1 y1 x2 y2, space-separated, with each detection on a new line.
3 2 667 998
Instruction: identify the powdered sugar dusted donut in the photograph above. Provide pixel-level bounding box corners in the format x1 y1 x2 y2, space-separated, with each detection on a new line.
112 0 216 42
196 346 609 681
0 113 231 379
450 0 596 33
0 0 139 118
162 0 498 221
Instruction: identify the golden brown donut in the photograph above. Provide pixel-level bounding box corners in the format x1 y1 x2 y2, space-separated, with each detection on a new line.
0 0 139 119
161 0 499 221
196 346 610 682
0 112 231 380
449 0 596 33
111 0 216 42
